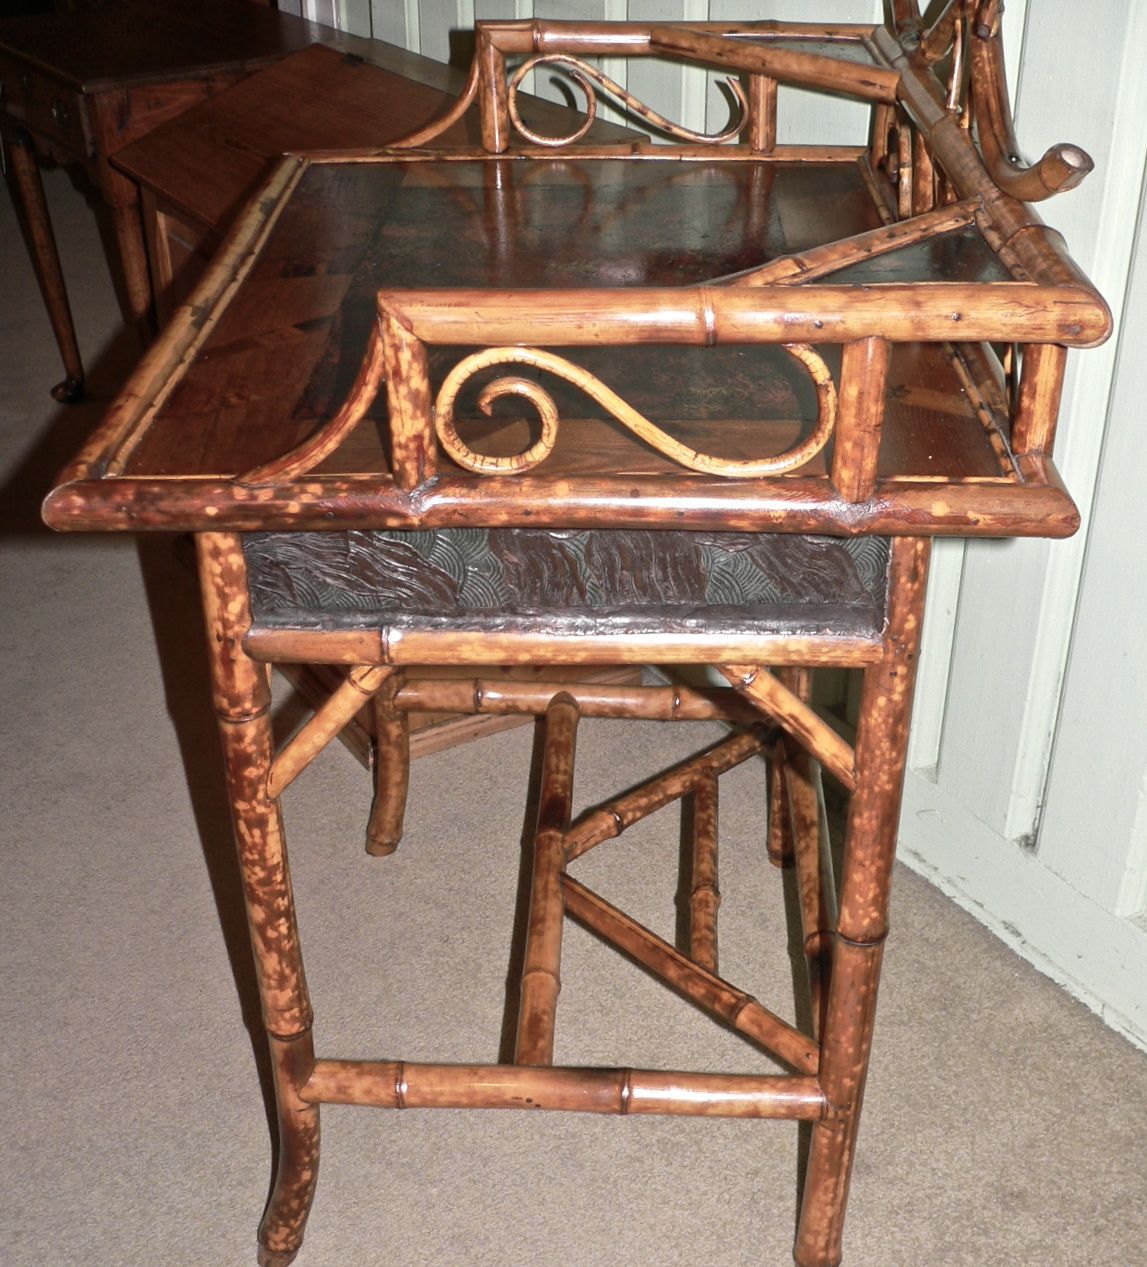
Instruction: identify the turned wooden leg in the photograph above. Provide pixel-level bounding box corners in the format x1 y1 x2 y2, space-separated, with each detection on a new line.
794 537 930 1267
197 533 319 1267
101 163 155 348
366 670 409 856
3 126 84 401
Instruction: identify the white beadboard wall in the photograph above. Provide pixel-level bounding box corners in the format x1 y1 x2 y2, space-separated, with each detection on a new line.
288 0 1146 1048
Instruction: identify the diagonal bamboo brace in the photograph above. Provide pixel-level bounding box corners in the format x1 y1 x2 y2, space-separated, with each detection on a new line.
721 666 856 792
516 694 580 1066
783 745 838 1041
267 665 395 799
561 875 819 1076
564 727 769 862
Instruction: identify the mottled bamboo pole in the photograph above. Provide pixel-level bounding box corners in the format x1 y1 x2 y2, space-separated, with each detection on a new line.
831 336 890 503
968 25 1092 201
516 694 580 1065
1011 343 1068 455
302 1058 826 1119
564 728 769 862
241 316 388 486
74 155 305 481
392 678 766 723
267 665 394 799
380 282 1109 349
560 876 819 1075
794 536 931 1267
648 25 899 102
721 666 856 793
245 626 887 673
380 310 437 490
258 1033 320 1267
196 532 317 1267
366 670 409 857
688 774 721 973
719 199 978 288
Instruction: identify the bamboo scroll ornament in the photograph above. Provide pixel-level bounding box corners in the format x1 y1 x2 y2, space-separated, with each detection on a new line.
507 54 748 147
435 345 838 478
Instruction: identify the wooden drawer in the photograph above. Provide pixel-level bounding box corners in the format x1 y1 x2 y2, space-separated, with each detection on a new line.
0 55 91 159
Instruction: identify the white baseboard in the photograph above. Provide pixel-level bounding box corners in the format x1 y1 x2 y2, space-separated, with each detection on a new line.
899 770 1147 1052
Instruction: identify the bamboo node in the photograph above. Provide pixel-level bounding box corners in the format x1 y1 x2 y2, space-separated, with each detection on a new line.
394 1061 408 1109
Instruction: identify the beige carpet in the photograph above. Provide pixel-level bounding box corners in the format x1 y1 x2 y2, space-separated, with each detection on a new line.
3 169 1146 1267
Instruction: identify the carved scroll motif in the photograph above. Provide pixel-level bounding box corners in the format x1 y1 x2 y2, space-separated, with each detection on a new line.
435 345 837 478
507 54 748 147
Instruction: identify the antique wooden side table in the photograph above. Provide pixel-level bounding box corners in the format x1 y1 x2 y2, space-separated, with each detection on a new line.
0 0 367 401
43 6 1109 1265
112 40 641 325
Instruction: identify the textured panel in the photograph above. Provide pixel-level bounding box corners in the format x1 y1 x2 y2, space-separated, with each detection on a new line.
244 528 890 638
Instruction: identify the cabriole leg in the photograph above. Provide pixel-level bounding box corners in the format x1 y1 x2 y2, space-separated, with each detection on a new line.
197 532 319 1267
794 537 930 1267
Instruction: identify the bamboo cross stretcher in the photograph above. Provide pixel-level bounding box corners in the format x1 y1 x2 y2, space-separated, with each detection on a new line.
42 5 1110 1266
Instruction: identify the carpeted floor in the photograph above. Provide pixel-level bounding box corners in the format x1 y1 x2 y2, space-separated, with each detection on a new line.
3 169 1146 1267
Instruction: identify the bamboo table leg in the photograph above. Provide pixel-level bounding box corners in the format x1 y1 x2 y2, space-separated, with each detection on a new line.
197 532 319 1267
2 124 85 402
794 536 930 1267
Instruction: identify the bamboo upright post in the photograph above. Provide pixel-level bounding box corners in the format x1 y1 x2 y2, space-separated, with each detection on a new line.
793 536 931 1267
196 533 318 1267
515 694 580 1065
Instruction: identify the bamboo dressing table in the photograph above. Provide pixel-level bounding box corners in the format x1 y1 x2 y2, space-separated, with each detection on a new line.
43 5 1109 1265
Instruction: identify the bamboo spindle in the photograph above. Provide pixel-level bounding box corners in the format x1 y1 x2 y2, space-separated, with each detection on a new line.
381 310 437 490
478 33 510 153
366 670 409 857
749 75 778 153
721 666 856 793
688 774 721 973
267 665 394 800
831 336 890 503
301 1058 826 1120
515 694 580 1066
563 728 769 863
560 876 819 1075
1012 343 1068 455
766 738 794 867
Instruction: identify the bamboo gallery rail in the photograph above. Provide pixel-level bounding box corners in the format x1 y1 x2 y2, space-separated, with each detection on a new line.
39 5 1113 1267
